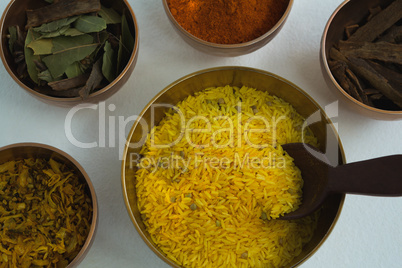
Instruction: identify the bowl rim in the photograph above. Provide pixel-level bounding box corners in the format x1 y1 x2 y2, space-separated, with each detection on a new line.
162 0 294 48
0 142 98 267
0 0 139 104
320 0 402 116
121 66 346 268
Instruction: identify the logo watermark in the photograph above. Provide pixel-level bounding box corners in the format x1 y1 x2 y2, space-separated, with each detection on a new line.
129 151 287 173
64 101 340 166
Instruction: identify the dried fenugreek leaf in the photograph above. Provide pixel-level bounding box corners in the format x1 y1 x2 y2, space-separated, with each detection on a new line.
0 157 92 266
73 15 107 34
98 5 122 24
0 160 14 172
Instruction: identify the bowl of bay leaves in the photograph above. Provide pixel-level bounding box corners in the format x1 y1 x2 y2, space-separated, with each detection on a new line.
0 0 139 106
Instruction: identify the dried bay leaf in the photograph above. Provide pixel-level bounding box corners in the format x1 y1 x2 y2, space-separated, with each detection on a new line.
79 58 103 99
99 6 122 24
93 31 110 57
122 14 135 53
43 43 98 78
39 25 70 39
102 41 116 82
65 61 83 79
117 35 124 74
38 69 54 83
117 14 134 73
74 16 107 34
27 38 53 55
8 26 17 53
24 29 41 84
51 34 93 53
28 34 94 64
9 0 130 98
63 28 84 37
33 16 79 33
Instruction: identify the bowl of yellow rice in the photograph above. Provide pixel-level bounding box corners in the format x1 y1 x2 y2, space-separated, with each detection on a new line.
122 66 345 268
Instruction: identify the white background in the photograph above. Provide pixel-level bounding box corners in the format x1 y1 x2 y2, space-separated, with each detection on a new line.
0 0 401 267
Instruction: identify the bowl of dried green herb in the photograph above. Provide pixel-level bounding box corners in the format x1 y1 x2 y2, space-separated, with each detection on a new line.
0 0 139 106
162 0 293 57
0 142 98 267
321 0 402 120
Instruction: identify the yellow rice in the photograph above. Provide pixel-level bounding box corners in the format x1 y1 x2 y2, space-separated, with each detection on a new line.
135 86 319 267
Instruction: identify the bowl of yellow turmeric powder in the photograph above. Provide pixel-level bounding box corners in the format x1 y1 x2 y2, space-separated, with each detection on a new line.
0 143 98 267
162 0 293 56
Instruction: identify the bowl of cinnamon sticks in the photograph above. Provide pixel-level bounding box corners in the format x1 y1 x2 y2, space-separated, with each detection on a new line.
0 0 139 106
321 0 402 120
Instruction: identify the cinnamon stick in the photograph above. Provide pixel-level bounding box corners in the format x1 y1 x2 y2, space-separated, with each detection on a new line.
346 56 402 108
338 41 402 65
367 60 402 92
38 87 83 98
344 67 370 105
48 73 90 91
329 60 360 101
347 0 402 42
378 25 402 43
26 0 101 28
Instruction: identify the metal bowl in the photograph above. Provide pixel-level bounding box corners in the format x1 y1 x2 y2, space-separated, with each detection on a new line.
162 0 293 57
122 66 346 267
320 0 402 120
0 0 139 107
0 143 98 267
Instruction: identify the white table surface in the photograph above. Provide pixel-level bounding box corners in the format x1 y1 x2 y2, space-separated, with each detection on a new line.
0 0 401 267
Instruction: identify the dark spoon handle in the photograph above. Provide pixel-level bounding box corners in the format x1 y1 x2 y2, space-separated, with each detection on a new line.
328 155 402 196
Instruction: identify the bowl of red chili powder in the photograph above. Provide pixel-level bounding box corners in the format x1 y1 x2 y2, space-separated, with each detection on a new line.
163 0 293 56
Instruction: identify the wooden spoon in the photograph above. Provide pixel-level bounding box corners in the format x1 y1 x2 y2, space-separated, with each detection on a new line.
280 143 402 220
